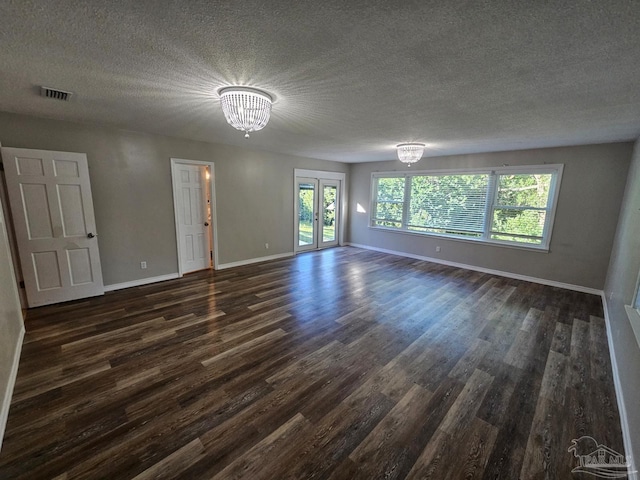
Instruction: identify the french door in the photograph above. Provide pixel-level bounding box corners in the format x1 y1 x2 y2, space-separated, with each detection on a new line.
295 177 340 252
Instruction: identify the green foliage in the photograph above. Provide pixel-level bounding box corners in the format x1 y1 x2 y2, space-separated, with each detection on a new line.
409 174 488 234
322 224 335 242
372 171 555 245
323 186 336 227
492 209 545 238
298 185 314 223
374 177 405 227
376 177 405 201
298 221 313 246
492 174 552 241
496 174 551 208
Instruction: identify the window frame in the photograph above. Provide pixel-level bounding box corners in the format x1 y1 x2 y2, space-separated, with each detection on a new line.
369 164 564 251
371 176 407 229
625 271 640 351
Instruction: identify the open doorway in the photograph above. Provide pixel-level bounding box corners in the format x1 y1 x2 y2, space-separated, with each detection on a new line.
170 158 218 275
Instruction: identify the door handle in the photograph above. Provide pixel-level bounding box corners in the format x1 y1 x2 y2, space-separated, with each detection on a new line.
87 233 96 238
204 222 210 227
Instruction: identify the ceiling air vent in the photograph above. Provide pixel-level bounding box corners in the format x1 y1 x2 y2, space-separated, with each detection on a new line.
40 86 74 101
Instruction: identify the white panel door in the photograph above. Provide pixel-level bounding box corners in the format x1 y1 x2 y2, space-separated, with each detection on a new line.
1 147 104 307
175 164 210 274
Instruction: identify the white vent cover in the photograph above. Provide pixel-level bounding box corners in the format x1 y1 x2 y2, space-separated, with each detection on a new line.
40 86 73 101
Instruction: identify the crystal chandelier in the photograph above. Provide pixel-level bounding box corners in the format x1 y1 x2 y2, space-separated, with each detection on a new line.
396 143 425 165
219 87 273 138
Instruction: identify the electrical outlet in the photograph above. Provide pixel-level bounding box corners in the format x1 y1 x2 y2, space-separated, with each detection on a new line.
436 246 441 253
265 243 269 249
140 261 147 269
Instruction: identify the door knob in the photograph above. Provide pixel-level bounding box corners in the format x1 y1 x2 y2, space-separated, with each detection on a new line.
87 233 96 238
204 222 209 227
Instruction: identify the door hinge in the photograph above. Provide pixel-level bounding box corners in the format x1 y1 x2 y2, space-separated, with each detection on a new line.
0 162 4 172
19 280 25 289
210 251 213 260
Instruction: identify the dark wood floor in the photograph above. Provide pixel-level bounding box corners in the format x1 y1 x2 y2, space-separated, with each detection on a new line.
0 247 626 479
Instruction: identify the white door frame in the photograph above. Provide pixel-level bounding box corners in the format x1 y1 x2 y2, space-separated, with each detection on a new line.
0 141 26 308
171 158 219 275
293 169 346 253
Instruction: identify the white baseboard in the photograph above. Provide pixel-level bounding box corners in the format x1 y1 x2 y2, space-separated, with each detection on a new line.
217 252 294 270
346 243 602 295
103 273 181 292
0 324 24 452
104 254 297 289
602 295 638 480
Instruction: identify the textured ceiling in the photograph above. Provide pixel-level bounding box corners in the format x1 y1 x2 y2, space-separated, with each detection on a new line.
1 0 639 162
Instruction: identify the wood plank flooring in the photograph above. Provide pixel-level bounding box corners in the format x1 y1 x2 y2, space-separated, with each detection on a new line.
0 247 627 479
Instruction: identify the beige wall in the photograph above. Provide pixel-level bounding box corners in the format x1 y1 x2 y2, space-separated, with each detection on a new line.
348 143 633 290
604 139 640 467
0 193 23 448
0 112 349 286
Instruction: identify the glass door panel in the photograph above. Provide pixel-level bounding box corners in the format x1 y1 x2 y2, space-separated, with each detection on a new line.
297 179 317 250
320 182 339 247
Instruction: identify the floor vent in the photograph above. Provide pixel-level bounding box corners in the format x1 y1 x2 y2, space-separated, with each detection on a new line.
40 86 73 101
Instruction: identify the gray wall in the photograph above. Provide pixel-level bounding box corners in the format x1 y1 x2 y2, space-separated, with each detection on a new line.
0 112 349 286
604 139 640 467
348 143 633 290
0 193 23 448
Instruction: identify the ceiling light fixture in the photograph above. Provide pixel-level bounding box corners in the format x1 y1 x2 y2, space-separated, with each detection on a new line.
219 86 273 138
396 143 425 165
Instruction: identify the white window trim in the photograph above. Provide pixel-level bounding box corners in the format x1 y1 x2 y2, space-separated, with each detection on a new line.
634 271 640 312
622 270 640 350
369 164 564 252
624 304 640 351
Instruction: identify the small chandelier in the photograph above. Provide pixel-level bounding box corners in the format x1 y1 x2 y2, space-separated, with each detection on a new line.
396 143 425 165
219 87 273 138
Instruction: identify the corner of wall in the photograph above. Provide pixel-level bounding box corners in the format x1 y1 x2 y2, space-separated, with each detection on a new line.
0 325 24 452
602 137 640 479
601 295 638 479
0 188 26 451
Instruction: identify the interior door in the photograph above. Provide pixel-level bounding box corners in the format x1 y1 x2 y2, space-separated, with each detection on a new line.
295 177 340 252
175 164 211 274
1 147 104 307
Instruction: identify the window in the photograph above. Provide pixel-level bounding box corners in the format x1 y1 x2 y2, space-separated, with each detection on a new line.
371 164 563 250
490 173 554 245
374 177 406 228
407 173 489 237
